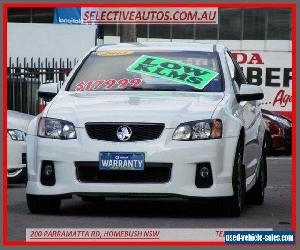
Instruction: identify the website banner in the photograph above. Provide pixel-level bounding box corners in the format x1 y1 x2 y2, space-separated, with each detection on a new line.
81 8 218 24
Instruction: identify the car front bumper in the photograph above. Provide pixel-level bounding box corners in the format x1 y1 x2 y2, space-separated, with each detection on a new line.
26 128 239 198
7 139 27 182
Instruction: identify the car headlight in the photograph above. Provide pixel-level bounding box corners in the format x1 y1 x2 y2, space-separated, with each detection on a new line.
172 119 222 140
38 117 77 139
8 129 26 141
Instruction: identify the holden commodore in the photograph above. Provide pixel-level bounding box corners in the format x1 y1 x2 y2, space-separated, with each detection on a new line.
7 110 34 183
26 42 267 217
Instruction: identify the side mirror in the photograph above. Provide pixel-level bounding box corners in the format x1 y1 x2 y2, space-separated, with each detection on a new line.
236 84 264 102
38 83 59 101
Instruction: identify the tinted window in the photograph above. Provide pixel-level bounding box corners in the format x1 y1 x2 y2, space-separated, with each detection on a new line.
243 9 266 40
195 24 218 40
8 8 54 23
68 51 223 92
8 8 31 23
137 24 148 38
219 9 242 40
267 9 291 40
31 8 54 23
172 24 194 39
149 24 170 38
103 24 117 36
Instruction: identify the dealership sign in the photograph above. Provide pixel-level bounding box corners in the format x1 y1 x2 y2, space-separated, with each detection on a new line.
81 8 218 24
232 51 292 114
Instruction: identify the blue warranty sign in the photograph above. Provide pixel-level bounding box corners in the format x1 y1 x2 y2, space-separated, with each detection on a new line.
99 152 145 171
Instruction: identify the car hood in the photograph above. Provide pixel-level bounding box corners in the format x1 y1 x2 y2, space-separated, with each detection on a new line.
46 91 224 128
8 110 35 132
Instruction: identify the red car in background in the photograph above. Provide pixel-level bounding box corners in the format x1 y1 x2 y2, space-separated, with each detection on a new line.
262 109 292 155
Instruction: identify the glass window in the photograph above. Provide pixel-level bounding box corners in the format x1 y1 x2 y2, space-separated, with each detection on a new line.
243 9 266 40
219 8 242 40
172 24 194 39
32 8 54 23
8 8 31 23
149 24 170 38
137 24 148 38
103 24 117 36
195 25 218 40
68 51 223 92
267 9 291 40
8 8 54 23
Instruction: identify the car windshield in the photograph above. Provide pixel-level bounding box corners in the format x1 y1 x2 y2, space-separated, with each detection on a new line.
67 50 223 92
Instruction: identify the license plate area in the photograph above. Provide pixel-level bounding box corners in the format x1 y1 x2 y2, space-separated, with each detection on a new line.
99 152 145 171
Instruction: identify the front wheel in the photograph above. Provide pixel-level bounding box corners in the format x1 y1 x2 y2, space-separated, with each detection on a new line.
27 194 61 214
265 132 272 155
216 137 245 217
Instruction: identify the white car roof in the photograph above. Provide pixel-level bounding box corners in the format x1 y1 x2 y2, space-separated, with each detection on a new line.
96 42 226 53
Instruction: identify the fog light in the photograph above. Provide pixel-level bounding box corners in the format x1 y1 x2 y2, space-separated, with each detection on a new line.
41 161 56 186
44 165 54 176
195 163 213 188
199 166 209 178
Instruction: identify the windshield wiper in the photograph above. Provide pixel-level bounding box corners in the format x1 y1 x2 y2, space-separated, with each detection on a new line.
123 87 203 92
124 87 177 91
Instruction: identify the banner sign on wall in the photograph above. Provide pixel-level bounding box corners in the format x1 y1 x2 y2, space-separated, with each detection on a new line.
232 51 292 118
54 8 218 25
81 8 218 24
54 8 82 24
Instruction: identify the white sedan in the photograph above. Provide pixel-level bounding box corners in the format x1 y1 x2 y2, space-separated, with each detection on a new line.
7 110 34 183
26 42 267 216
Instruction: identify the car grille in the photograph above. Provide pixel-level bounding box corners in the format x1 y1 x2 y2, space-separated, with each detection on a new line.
75 162 172 183
85 123 165 142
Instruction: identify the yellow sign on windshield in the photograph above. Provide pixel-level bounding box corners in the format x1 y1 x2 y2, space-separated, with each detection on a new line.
97 50 134 57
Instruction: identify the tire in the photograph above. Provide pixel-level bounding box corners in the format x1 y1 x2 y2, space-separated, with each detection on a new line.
265 132 272 155
246 142 267 205
27 194 61 214
216 137 245 217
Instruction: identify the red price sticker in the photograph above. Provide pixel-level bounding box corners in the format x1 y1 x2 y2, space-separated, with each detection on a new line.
74 78 143 91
